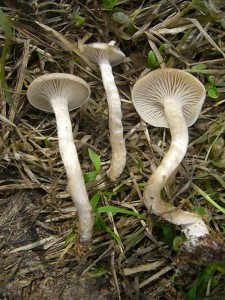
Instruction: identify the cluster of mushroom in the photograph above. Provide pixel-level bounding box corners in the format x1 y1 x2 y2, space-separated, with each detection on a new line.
27 42 126 242
27 42 209 247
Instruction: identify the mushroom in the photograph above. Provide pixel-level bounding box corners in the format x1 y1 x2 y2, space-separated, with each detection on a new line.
79 41 126 181
132 68 209 241
27 73 94 242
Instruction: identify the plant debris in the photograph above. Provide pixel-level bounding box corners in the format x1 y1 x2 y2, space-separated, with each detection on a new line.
0 1 225 299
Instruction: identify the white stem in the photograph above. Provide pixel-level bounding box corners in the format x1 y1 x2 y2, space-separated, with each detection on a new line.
51 97 93 242
99 59 126 181
144 99 209 239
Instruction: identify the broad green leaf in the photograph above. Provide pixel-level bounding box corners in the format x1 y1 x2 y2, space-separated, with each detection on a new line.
147 50 157 68
207 86 219 99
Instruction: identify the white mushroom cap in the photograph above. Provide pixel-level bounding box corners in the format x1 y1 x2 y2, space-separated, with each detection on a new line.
27 73 91 113
81 41 126 66
132 68 206 128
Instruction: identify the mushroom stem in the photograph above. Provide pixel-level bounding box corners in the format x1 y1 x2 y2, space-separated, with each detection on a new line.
99 59 126 181
144 100 209 239
52 97 94 242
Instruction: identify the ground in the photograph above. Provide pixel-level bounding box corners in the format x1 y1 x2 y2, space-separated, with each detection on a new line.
0 1 225 299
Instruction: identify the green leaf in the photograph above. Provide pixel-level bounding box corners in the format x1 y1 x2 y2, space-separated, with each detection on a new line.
96 205 146 219
112 12 131 26
191 0 209 14
101 0 118 9
173 236 184 252
208 75 215 85
83 148 101 182
207 86 219 99
147 50 157 68
73 15 85 27
137 158 143 171
160 223 174 247
88 267 108 277
88 148 101 171
90 192 101 211
113 176 132 192
44 137 51 148
64 231 76 246
192 206 206 216
186 263 221 299
95 214 122 244
191 63 206 71
192 184 225 215
0 9 14 109
0 9 12 38
159 43 169 53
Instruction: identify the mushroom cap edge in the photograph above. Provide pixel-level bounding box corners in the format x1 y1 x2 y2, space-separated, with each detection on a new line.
131 68 206 128
27 73 91 113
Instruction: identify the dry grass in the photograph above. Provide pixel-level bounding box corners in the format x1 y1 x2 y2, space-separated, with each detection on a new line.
0 1 225 299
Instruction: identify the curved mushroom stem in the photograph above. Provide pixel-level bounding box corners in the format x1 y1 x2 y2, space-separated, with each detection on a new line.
144 100 209 240
99 59 126 181
51 97 94 242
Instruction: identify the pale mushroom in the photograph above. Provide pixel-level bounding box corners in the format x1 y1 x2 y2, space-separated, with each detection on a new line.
79 41 126 181
27 73 94 242
132 68 209 241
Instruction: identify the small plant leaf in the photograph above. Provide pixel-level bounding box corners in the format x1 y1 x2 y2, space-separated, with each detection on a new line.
208 75 215 85
147 50 157 68
191 63 206 71
113 176 132 192
207 86 219 99
83 148 101 182
101 0 118 9
173 236 184 252
96 205 146 219
73 15 85 27
95 214 122 244
112 12 131 26
64 231 76 246
44 137 51 148
90 192 101 211
160 223 174 247
0 8 14 109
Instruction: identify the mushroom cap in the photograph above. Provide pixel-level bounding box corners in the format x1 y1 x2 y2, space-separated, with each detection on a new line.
81 41 126 66
132 68 206 128
27 73 91 113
